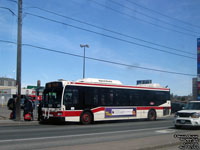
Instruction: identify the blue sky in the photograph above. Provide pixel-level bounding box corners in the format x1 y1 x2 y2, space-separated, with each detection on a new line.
0 0 199 96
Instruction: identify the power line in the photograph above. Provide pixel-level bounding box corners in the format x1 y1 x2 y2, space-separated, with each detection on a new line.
0 39 196 77
0 39 16 44
24 44 196 77
25 13 196 60
126 0 200 30
90 0 198 37
0 6 16 16
109 0 200 35
4 0 17 4
7 0 200 33
27 6 196 56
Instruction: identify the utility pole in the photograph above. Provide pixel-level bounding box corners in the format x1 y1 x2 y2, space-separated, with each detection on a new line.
35 80 41 120
80 44 89 79
16 0 22 121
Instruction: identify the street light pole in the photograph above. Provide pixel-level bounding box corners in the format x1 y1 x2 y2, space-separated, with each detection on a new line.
83 46 85 79
80 44 89 79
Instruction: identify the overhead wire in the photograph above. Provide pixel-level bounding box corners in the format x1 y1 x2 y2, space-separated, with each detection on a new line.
109 0 200 35
90 0 198 37
0 1 197 78
2 2 196 58
4 0 17 4
0 6 16 16
26 6 196 56
0 39 196 77
25 13 196 60
125 0 200 30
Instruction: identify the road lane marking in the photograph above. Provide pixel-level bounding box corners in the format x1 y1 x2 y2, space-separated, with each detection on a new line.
156 129 176 134
0 126 172 143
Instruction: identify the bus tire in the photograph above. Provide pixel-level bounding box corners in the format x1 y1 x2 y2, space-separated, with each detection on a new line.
80 111 93 125
148 109 157 121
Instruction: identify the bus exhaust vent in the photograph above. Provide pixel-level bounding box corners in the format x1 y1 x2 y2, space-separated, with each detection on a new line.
76 78 123 85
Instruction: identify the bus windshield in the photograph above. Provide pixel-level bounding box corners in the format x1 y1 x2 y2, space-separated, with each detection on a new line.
184 102 200 110
43 88 63 108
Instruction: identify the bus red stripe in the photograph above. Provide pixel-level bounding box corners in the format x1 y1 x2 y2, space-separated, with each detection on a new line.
56 108 105 117
62 111 82 116
72 82 169 91
92 107 105 113
137 106 171 110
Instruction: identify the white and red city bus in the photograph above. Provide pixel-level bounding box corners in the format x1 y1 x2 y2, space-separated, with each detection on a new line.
42 78 171 124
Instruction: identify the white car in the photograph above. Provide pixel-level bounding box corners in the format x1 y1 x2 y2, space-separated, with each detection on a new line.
174 101 200 128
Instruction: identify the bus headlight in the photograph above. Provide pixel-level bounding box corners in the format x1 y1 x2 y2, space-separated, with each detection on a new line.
191 113 200 118
57 112 63 116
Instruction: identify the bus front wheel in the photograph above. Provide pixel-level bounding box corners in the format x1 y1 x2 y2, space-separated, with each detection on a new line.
80 112 93 125
148 109 157 121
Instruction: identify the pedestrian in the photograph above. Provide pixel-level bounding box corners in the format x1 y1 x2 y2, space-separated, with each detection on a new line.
23 97 33 121
7 97 16 119
37 100 42 121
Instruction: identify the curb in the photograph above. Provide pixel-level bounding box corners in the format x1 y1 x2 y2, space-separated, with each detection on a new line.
138 141 180 150
0 120 40 126
0 116 8 120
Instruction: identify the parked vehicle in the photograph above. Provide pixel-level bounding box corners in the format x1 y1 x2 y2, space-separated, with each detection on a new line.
174 101 200 128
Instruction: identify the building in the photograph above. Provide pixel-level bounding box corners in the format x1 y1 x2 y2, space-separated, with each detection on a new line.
192 77 197 100
0 77 16 105
0 77 16 86
0 87 37 106
197 38 200 100
0 77 44 106
192 38 200 101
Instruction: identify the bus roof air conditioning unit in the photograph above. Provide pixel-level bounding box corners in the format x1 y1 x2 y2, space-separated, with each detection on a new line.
76 78 123 85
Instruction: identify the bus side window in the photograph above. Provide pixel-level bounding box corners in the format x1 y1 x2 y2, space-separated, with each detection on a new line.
109 92 114 105
64 88 79 105
73 89 79 104
131 90 141 106
93 89 99 106
100 95 105 105
114 89 129 106
154 91 166 106
129 94 134 105
64 90 73 105
85 87 96 106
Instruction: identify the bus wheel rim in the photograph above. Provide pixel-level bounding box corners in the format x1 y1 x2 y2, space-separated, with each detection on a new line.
83 114 90 122
150 112 155 119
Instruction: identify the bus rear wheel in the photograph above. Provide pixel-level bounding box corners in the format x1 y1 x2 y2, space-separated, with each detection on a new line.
148 109 157 121
80 112 93 125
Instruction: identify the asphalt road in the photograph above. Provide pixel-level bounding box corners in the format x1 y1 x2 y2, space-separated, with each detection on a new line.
0 117 199 150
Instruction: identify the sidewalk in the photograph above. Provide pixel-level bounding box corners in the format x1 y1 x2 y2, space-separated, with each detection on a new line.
0 119 39 126
0 105 39 126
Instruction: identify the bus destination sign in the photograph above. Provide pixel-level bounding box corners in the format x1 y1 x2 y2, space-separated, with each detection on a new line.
46 82 63 88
